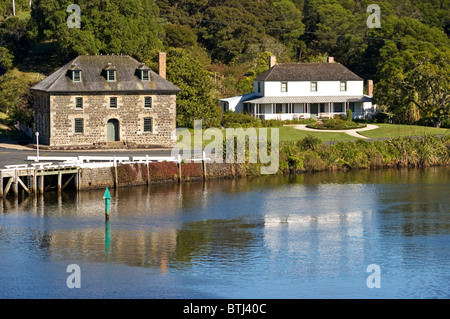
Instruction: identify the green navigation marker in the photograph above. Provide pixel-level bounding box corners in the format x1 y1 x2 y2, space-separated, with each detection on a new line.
103 187 111 222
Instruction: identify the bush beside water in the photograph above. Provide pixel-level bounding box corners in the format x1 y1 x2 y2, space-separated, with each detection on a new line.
252 134 450 175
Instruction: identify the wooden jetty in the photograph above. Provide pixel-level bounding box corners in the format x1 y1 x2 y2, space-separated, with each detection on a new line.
0 153 209 197
0 164 80 197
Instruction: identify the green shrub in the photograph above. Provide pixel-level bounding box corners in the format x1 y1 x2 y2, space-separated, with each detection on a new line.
371 112 390 123
222 111 261 128
261 119 284 127
296 134 322 151
441 116 450 128
346 108 352 121
306 118 366 130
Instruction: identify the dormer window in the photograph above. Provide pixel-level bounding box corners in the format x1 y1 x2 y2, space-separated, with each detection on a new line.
73 70 81 82
137 63 151 82
140 70 149 81
68 64 82 82
107 70 116 82
104 63 117 82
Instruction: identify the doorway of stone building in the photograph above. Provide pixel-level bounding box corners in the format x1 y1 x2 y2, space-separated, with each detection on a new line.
107 119 120 141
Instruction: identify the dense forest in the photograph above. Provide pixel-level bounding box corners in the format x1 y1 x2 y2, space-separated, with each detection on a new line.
0 0 449 129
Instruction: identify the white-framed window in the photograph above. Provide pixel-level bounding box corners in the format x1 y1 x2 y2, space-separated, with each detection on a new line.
141 70 150 81
143 117 153 133
75 97 83 109
257 81 261 93
144 96 152 108
72 70 81 82
281 82 288 92
74 118 84 134
110 97 117 108
310 82 318 92
107 70 116 82
319 103 326 113
333 103 344 112
340 81 347 91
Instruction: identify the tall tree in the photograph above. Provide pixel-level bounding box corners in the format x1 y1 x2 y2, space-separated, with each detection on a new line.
30 0 164 59
143 48 222 128
375 46 450 127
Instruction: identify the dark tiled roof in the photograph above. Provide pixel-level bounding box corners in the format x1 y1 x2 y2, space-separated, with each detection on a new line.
254 63 363 82
31 55 181 93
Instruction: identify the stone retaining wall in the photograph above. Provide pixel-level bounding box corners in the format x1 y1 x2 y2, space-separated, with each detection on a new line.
78 161 247 190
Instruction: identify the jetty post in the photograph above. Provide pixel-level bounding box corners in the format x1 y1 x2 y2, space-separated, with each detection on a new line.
12 168 18 197
0 171 3 198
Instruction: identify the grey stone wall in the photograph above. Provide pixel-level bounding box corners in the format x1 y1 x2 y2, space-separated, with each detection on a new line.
79 167 115 190
41 92 176 148
33 91 51 144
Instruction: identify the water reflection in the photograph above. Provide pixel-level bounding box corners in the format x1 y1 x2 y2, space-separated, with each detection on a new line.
0 167 449 298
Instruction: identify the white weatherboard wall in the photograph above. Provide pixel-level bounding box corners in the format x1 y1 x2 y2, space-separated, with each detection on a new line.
263 81 364 97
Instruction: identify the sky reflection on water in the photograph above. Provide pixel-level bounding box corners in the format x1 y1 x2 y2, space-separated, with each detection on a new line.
0 167 449 298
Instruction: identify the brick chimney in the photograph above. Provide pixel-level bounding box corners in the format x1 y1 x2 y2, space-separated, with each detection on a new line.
367 79 373 96
158 52 167 79
269 56 277 68
327 56 334 63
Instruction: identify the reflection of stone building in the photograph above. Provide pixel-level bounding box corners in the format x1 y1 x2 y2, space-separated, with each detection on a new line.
31 53 180 148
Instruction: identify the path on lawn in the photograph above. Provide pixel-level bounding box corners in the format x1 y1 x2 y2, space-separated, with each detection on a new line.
293 124 379 139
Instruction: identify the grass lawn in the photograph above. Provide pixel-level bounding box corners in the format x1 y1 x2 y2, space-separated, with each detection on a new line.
358 123 450 139
277 126 358 142
177 126 359 148
176 123 449 149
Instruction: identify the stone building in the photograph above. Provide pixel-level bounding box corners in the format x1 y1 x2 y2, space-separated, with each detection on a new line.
30 53 180 149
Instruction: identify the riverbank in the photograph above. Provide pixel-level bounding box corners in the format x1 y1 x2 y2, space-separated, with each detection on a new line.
77 134 449 190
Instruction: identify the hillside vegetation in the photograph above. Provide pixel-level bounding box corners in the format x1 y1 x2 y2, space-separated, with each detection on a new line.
0 0 448 129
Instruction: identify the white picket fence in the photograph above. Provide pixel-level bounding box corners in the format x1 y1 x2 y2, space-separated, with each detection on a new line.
19 153 210 170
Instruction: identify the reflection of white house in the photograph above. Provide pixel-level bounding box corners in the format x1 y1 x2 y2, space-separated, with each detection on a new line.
220 56 375 120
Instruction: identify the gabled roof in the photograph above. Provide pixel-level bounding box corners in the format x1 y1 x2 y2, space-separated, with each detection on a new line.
254 63 363 82
31 55 181 94
219 92 257 103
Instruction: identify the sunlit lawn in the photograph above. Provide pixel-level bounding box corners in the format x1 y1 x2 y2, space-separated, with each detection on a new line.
277 126 358 142
358 123 449 139
177 126 358 148
177 123 450 149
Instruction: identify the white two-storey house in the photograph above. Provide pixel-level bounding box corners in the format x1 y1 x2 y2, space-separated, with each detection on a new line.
220 57 374 120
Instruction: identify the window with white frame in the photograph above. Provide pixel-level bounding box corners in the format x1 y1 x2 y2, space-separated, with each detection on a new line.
141 70 150 81
310 82 317 92
72 70 82 82
333 103 344 112
107 70 116 82
340 81 347 91
281 82 288 92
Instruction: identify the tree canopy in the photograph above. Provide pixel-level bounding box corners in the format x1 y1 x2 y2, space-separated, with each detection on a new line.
0 0 449 128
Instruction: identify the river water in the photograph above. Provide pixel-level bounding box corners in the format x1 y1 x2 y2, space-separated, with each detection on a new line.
0 167 449 299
